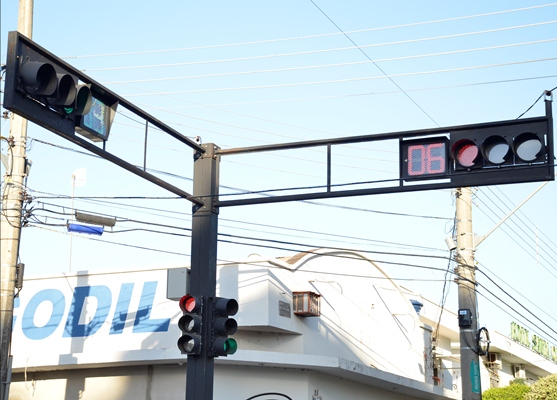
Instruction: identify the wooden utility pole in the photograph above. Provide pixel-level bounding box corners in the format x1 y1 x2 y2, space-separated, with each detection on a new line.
455 187 481 399
0 2 33 400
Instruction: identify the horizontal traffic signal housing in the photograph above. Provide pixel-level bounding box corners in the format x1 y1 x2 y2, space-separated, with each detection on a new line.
177 295 203 356
211 297 238 357
449 119 552 187
3 31 118 142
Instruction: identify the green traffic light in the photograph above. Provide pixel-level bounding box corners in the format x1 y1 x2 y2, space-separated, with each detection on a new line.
224 338 237 355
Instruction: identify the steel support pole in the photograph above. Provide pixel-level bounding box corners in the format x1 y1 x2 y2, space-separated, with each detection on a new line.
0 2 32 400
455 187 481 399
186 144 220 400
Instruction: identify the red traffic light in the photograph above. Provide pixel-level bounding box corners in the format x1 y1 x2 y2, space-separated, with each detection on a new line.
448 119 552 187
452 139 480 168
179 294 201 313
177 295 203 356
451 128 547 170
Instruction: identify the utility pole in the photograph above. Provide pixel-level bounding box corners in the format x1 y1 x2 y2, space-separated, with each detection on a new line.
455 186 481 400
0 1 33 399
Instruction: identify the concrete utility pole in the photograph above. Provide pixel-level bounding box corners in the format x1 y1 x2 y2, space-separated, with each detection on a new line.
0 1 33 399
455 186 481 400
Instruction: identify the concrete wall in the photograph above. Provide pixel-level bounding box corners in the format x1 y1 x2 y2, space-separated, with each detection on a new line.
10 364 429 400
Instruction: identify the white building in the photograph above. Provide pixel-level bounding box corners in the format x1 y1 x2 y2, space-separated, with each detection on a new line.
8 249 557 399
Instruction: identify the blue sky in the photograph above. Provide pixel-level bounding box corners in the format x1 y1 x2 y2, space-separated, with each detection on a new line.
2 1 557 351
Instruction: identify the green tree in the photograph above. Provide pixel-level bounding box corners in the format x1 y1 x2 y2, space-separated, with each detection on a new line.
483 381 530 400
525 373 557 400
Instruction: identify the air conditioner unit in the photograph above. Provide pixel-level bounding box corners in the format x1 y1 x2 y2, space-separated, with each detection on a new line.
513 365 526 379
486 352 502 369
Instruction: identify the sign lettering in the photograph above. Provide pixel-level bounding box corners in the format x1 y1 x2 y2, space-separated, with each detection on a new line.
14 281 170 339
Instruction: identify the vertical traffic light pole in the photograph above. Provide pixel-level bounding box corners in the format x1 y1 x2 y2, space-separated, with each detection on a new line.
456 186 481 400
187 143 220 400
0 2 32 400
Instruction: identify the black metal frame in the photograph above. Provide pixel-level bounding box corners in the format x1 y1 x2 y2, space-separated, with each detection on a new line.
215 102 553 207
3 31 205 205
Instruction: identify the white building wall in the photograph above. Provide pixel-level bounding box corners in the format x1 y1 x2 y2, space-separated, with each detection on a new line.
10 364 441 400
8 250 555 400
225 250 429 381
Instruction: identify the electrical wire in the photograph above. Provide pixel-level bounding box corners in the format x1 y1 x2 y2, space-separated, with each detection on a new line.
122 57 557 97
29 204 450 263
516 85 557 119
84 21 557 73
64 3 557 60
486 186 557 264
27 223 456 286
106 38 557 85
475 280 557 344
477 267 557 337
473 193 557 278
25 198 557 346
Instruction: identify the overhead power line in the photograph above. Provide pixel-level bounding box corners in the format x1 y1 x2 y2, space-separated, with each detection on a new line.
66 4 557 60
85 21 557 73
123 57 557 97
106 38 557 85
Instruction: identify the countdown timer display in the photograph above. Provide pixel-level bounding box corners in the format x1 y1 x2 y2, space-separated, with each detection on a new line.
400 137 449 180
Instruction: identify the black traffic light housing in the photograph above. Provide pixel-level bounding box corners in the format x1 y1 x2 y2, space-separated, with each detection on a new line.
449 118 552 187
3 31 118 142
177 294 203 356
211 297 238 357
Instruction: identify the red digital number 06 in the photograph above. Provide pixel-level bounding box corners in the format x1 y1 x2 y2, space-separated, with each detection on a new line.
408 143 445 176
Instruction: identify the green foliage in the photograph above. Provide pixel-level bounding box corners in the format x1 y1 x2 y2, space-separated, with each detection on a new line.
483 381 530 400
525 374 557 400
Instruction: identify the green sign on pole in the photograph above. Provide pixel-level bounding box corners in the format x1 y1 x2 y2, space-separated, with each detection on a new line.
470 360 481 393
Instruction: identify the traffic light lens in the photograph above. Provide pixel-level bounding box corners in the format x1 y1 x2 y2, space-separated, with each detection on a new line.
185 297 197 312
214 298 239 316
20 61 57 95
179 295 200 313
483 136 510 165
46 74 77 106
178 335 199 354
224 338 237 355
178 314 201 333
455 142 479 168
515 133 543 162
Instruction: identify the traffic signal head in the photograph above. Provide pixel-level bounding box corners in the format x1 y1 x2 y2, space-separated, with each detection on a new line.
211 297 238 357
3 31 117 142
177 294 203 356
15 58 93 116
449 119 551 186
